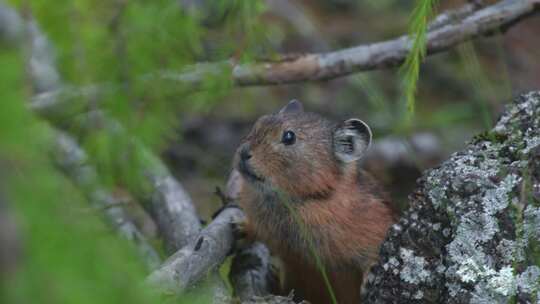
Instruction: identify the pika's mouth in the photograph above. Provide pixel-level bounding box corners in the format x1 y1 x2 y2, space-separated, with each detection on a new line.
238 159 264 183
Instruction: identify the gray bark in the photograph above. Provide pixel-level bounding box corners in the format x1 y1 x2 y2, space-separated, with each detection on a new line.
363 91 540 303
0 2 59 93
147 206 245 293
147 173 202 253
428 2 481 31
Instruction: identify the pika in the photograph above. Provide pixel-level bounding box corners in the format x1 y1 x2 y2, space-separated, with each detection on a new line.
233 100 397 304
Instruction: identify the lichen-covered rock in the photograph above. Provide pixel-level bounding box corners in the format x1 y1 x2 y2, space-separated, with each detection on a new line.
363 92 540 303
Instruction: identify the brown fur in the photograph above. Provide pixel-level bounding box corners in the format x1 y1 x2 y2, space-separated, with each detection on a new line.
234 108 397 304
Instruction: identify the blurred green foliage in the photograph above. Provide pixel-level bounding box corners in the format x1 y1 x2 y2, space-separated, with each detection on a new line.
1 1 269 303
0 47 158 304
10 0 271 191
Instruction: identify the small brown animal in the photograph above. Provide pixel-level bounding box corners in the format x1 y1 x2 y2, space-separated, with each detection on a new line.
233 100 397 304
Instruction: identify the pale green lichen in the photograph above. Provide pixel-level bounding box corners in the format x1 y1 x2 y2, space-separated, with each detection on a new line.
524 205 540 241
471 282 511 304
447 283 461 297
517 266 540 294
454 260 517 297
523 136 540 155
483 174 520 215
496 239 521 264
445 92 540 302
467 267 517 304
437 139 524 301
455 258 483 283
426 173 447 210
486 266 516 297
494 91 540 136
399 248 430 284
382 256 400 270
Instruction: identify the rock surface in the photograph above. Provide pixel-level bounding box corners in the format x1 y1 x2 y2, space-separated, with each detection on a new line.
363 91 540 303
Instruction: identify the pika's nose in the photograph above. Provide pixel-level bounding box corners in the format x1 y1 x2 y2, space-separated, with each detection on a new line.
240 145 252 161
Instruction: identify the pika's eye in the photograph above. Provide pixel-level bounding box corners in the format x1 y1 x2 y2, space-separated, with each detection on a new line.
281 130 296 145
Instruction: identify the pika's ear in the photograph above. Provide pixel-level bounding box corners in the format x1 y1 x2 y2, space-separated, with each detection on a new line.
333 119 372 163
278 99 303 115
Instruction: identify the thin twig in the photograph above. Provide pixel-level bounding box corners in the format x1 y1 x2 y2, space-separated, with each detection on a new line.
147 206 245 293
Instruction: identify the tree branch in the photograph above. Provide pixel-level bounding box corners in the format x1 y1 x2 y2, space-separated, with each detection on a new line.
224 0 539 86
428 2 482 31
26 0 540 116
147 206 244 293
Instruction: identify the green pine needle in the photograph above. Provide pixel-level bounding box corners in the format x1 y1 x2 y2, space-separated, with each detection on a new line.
400 0 439 120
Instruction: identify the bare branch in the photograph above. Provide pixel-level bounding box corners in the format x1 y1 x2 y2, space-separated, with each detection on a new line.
147 206 245 293
224 0 539 86
428 2 482 31
52 131 162 270
148 174 203 253
26 0 540 119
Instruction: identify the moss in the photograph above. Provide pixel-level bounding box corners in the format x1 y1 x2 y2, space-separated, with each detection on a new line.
472 131 508 144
